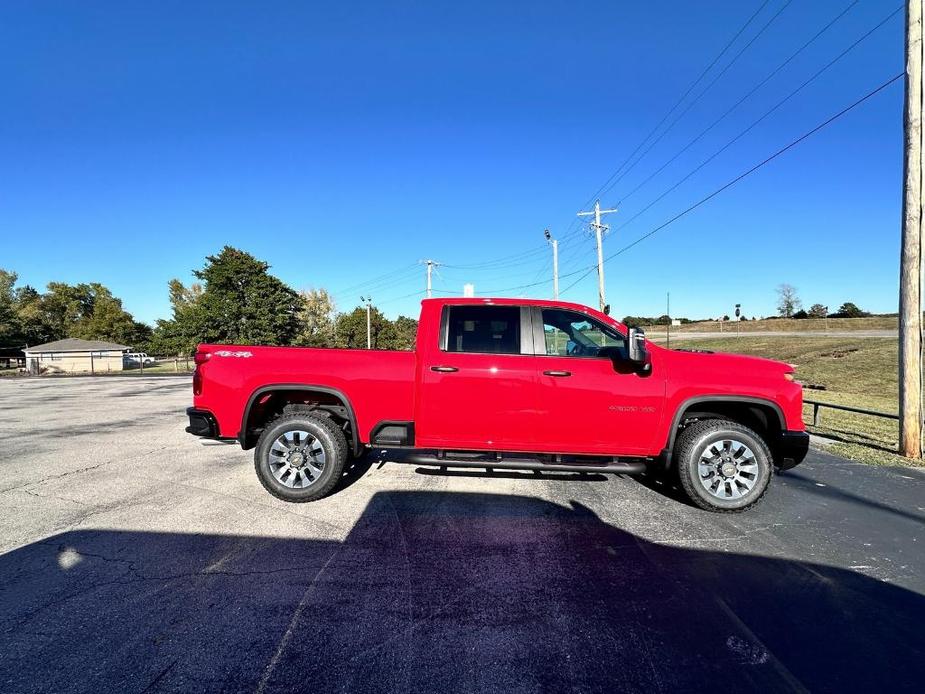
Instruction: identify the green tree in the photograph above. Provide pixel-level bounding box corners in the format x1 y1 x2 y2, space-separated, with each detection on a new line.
1 272 148 348
295 288 337 347
148 280 200 355
335 305 393 348
0 269 20 347
388 315 418 350
12 285 58 346
168 278 203 312
40 282 95 337
192 247 302 345
621 316 646 328
69 286 151 346
807 303 828 318
833 302 868 318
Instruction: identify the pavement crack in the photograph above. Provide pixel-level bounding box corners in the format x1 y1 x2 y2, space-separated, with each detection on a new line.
140 659 178 694
254 550 339 694
0 444 178 495
19 488 90 506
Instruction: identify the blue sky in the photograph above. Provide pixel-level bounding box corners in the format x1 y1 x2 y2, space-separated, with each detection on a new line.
0 1 904 323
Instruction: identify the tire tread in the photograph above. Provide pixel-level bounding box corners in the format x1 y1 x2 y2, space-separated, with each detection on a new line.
674 419 772 513
254 412 348 502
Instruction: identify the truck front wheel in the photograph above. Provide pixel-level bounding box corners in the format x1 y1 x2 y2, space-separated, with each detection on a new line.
674 419 772 512
254 412 348 502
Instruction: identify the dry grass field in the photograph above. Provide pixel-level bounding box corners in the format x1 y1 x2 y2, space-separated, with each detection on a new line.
660 316 896 333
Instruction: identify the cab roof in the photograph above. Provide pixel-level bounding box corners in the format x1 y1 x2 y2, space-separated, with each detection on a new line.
420 297 621 323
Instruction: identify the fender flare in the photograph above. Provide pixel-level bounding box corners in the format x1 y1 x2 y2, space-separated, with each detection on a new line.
240 383 360 454
665 395 786 452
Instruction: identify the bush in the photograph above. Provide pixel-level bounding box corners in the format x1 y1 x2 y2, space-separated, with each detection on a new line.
831 302 869 319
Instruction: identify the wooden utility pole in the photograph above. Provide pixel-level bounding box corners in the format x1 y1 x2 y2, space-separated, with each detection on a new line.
900 0 924 458
577 200 618 312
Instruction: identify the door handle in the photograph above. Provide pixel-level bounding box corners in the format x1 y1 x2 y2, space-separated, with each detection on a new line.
431 365 459 373
543 370 571 377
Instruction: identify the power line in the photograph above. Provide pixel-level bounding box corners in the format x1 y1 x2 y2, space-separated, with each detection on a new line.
601 0 796 201
611 5 903 239
441 224 587 271
559 73 903 295
581 0 775 209
613 0 860 208
375 289 427 307
329 263 420 301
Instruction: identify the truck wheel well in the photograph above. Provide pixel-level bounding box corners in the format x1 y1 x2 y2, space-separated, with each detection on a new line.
670 401 781 459
240 388 358 453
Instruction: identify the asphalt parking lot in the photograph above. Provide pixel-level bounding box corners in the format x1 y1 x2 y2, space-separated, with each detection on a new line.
1 377 923 693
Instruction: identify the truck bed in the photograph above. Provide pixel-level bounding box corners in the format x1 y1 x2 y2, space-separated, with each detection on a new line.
194 344 416 442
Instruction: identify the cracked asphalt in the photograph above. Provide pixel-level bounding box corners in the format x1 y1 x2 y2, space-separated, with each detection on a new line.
1 376 924 693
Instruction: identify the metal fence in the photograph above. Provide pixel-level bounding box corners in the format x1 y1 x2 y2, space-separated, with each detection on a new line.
804 398 898 427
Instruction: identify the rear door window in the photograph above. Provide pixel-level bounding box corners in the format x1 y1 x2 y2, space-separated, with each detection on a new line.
445 306 521 354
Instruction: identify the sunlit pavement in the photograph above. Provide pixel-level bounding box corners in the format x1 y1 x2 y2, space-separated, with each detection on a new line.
1 377 923 693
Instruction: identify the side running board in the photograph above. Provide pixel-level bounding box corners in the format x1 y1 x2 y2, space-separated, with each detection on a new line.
401 452 647 475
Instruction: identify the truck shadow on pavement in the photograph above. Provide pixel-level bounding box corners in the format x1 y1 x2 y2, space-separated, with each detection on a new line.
1 492 922 693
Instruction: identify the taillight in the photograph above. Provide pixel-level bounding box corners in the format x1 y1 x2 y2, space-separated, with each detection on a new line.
193 351 209 395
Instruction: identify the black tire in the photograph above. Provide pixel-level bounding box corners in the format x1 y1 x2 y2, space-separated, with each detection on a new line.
674 419 772 513
254 412 348 502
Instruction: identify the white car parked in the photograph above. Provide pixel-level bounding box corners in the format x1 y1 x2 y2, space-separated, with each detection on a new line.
124 352 156 366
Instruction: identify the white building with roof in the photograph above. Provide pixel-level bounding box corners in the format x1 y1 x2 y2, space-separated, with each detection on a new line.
24 338 130 374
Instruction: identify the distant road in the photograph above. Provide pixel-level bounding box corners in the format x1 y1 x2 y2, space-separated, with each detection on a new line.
649 330 897 341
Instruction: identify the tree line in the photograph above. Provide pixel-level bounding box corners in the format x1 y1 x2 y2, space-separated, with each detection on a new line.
0 247 419 354
148 247 418 354
775 283 872 319
0 269 151 348
0 252 889 356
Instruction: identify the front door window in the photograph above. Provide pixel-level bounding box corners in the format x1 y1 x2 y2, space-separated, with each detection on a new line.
541 309 627 360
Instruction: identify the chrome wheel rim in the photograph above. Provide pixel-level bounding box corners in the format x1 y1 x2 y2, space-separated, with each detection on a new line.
697 438 759 500
268 430 326 489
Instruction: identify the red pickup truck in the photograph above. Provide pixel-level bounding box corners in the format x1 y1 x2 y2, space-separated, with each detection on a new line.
186 298 808 512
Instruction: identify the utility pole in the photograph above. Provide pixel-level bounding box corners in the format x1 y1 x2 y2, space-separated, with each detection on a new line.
422 260 440 298
666 291 670 349
544 229 559 299
900 0 924 459
578 200 618 312
360 295 372 349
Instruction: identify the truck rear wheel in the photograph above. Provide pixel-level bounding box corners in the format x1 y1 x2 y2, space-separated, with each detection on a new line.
674 419 772 513
254 412 348 502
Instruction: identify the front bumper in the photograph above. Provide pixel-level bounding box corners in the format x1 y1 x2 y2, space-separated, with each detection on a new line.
774 430 810 470
186 407 218 438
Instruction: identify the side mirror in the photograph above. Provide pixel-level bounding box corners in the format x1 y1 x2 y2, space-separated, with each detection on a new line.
628 327 650 370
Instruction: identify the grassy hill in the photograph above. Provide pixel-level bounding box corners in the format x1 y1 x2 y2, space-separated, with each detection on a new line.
647 316 896 333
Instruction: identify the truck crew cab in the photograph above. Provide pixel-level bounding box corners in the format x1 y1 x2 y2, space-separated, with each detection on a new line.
186 298 808 512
